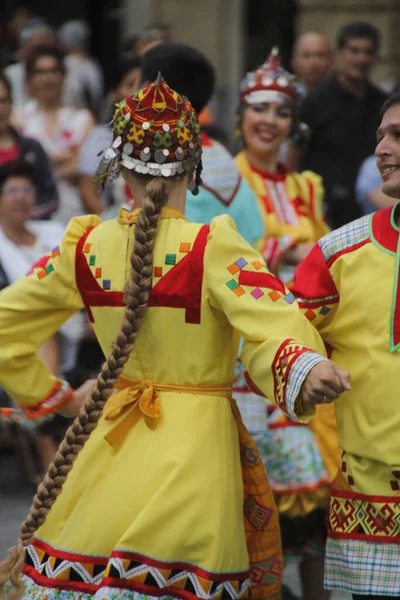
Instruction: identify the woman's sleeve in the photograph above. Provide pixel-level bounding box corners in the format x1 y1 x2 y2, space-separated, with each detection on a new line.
203 215 328 421
0 214 101 417
298 170 330 239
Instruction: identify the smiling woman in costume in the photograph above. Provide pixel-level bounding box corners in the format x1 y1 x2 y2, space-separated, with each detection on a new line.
234 49 339 600
0 75 349 600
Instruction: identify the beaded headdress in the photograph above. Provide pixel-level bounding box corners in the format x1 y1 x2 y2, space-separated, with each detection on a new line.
95 73 202 187
239 47 299 107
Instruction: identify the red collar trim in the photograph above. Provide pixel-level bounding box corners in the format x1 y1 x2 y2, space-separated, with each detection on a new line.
248 161 288 182
371 204 400 255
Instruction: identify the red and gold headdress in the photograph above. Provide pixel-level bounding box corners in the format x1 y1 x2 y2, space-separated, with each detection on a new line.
96 73 202 186
239 47 298 106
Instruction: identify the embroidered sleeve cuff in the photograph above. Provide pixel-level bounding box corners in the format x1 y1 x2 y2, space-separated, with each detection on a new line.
0 380 74 423
286 351 327 422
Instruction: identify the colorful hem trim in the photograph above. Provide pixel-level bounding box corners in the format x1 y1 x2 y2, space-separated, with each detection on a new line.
328 489 400 542
24 539 251 599
20 577 178 599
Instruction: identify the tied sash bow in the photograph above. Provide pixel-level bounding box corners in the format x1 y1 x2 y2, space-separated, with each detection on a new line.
103 378 161 446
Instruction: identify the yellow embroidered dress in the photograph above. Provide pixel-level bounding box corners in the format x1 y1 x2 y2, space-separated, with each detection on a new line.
233 152 339 557
0 208 327 600
291 205 400 596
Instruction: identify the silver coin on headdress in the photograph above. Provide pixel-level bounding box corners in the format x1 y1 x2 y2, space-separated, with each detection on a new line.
154 149 167 164
188 142 196 157
112 136 122 149
140 147 151 162
262 76 274 87
277 77 288 87
161 167 172 177
123 143 134 156
177 120 185 128
142 121 151 130
162 123 170 132
175 147 184 161
104 147 118 160
163 149 170 157
125 113 131 122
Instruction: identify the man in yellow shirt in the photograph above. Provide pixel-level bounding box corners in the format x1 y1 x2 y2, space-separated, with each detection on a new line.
291 92 400 600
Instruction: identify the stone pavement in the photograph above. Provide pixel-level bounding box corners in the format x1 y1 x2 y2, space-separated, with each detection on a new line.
0 451 351 599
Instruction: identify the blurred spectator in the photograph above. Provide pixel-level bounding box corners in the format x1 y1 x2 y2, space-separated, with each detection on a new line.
4 20 57 108
79 57 141 216
14 46 95 225
134 23 172 57
0 160 83 468
291 32 333 98
58 20 104 118
356 154 396 214
0 71 58 218
301 22 387 229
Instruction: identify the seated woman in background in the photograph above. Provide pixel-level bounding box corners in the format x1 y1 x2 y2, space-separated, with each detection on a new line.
0 159 83 469
13 45 95 225
233 49 336 600
0 71 58 219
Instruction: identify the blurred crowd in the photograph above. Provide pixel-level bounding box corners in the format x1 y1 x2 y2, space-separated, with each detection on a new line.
0 9 399 595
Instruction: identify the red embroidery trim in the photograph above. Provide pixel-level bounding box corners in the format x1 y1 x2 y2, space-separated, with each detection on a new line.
238 270 286 293
24 381 73 419
328 531 400 544
75 225 210 324
201 178 242 208
75 227 124 322
372 206 398 254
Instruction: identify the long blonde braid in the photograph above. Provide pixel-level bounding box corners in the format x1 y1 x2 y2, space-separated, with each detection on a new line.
0 177 171 600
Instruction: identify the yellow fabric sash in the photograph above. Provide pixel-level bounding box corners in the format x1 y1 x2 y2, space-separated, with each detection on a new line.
103 375 283 599
117 205 187 225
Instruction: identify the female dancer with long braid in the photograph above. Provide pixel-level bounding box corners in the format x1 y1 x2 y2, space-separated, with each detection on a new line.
0 76 349 600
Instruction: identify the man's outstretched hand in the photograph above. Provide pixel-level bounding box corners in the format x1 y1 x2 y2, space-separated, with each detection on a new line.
301 360 351 407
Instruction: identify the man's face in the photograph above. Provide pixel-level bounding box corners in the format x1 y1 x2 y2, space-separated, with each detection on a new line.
338 37 376 82
376 105 400 199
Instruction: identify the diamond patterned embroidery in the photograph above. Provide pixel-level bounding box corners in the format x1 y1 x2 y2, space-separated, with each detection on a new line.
251 288 264 300
83 243 91 254
269 291 281 302
283 293 295 305
179 242 191 253
305 309 316 320
95 268 102 278
103 280 111 290
154 266 163 277
252 260 264 270
89 255 96 266
51 247 60 258
165 254 176 265
319 305 331 316
45 264 54 275
236 257 248 269
226 279 245 297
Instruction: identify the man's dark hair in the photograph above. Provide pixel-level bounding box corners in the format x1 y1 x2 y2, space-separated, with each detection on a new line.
336 21 381 53
381 92 400 118
109 56 142 91
140 42 216 113
0 160 38 190
25 45 66 76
